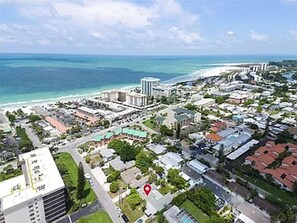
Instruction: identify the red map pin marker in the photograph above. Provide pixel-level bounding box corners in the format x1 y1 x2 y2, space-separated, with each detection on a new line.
143 184 152 196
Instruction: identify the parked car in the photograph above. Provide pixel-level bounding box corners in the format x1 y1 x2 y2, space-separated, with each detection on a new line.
121 214 129 223
89 180 94 186
84 173 91 180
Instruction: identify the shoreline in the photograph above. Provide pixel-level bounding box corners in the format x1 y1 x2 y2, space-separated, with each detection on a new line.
0 65 242 111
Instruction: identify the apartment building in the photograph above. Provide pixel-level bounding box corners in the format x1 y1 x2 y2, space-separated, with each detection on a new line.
0 148 66 223
140 77 160 96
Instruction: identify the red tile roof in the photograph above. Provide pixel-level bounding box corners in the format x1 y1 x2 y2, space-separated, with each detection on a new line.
212 121 226 129
74 111 98 124
45 116 71 133
206 133 223 142
209 127 220 133
246 141 297 190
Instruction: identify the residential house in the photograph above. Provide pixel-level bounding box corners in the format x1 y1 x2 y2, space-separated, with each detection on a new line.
157 152 183 172
245 141 297 191
209 121 227 133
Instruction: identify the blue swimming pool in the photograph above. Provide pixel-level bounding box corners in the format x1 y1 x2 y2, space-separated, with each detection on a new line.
181 214 195 223
178 211 198 223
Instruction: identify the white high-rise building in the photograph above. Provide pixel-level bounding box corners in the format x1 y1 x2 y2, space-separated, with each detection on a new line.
0 148 66 223
126 92 147 107
141 77 160 96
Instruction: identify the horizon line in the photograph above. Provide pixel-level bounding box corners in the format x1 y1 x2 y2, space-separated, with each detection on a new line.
1 52 297 57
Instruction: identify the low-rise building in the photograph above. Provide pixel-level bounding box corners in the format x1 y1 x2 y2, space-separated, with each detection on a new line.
187 160 209 174
194 98 216 108
209 121 226 133
245 141 297 191
157 152 183 172
152 85 176 98
146 144 166 155
229 93 248 104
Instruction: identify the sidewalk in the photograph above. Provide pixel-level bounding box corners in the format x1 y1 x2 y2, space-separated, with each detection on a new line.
91 166 107 185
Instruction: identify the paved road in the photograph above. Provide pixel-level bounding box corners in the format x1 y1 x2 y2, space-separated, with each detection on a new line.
59 147 124 223
57 116 152 223
22 123 43 148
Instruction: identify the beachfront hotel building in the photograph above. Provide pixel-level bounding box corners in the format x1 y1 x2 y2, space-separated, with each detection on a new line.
101 89 127 102
141 77 160 96
0 148 66 223
126 92 147 107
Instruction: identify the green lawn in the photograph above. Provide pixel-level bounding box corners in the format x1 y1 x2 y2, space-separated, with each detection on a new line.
78 211 113 223
118 197 144 222
158 185 171 195
142 119 159 131
180 200 210 223
54 153 97 204
238 172 297 205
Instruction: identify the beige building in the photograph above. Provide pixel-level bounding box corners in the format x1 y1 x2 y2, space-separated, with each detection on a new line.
126 92 147 107
194 98 216 108
165 107 201 128
0 148 66 223
101 89 127 102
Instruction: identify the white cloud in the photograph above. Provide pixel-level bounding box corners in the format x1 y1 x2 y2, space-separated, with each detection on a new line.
52 1 157 29
281 0 297 4
91 32 106 40
226 31 234 35
1 0 203 50
250 30 268 41
292 30 297 41
170 26 203 44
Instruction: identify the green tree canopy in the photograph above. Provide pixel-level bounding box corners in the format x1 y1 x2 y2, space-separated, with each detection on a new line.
76 162 85 200
127 188 142 210
110 181 119 193
160 125 173 136
29 114 41 122
189 187 216 215
167 168 187 190
135 151 154 173
108 139 141 162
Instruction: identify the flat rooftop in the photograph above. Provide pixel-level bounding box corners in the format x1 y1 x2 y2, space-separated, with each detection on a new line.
0 148 64 211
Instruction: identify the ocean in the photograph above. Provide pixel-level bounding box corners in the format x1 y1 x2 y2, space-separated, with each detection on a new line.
0 54 296 107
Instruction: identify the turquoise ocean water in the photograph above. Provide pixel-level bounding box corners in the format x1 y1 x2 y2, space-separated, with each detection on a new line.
0 54 296 106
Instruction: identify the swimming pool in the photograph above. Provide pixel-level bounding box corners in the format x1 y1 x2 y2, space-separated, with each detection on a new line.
177 210 198 223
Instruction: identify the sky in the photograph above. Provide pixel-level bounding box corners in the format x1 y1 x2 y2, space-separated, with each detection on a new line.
0 0 297 55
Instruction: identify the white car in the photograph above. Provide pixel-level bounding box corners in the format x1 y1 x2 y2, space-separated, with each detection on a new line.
89 179 94 186
84 173 91 180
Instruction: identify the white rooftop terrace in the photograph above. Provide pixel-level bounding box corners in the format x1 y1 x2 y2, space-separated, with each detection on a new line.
0 148 64 211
